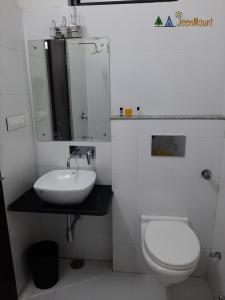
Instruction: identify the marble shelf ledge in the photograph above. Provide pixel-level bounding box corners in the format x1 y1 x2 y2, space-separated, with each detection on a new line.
110 115 225 120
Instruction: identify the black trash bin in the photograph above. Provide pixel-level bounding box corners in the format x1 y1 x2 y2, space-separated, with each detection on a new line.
28 241 59 289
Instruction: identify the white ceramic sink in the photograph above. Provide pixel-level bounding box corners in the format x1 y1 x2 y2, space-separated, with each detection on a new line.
34 169 96 205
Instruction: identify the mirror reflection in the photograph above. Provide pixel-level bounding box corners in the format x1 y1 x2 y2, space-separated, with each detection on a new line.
28 38 110 141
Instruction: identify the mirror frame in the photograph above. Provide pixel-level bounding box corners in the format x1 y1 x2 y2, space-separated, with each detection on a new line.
72 0 178 6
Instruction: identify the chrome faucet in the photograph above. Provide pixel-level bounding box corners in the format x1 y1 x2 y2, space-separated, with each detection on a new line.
86 148 95 165
67 146 95 166
67 150 76 169
67 148 81 169
86 149 92 165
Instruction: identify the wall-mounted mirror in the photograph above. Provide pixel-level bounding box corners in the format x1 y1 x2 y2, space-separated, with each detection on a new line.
28 38 110 141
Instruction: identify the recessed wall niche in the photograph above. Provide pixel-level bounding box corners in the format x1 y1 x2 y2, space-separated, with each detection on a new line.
151 135 186 157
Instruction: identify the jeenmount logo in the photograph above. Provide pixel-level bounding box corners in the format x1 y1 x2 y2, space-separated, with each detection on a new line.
154 11 213 28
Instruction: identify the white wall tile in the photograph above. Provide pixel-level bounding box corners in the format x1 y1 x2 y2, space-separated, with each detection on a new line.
0 48 28 94
208 151 225 297
37 165 62 177
19 0 65 8
138 137 224 178
36 142 66 167
95 167 112 185
219 143 225 182
112 174 137 211
139 50 225 98
0 0 41 294
193 249 210 277
76 212 112 234
113 210 136 244
21 0 225 116
111 120 138 138
141 92 224 116
110 52 142 115
111 121 138 175
137 175 180 215
0 93 30 118
112 137 138 175
0 0 25 51
138 120 225 139
94 142 111 170
208 255 225 298
76 232 112 260
211 182 225 252
113 243 135 273
134 249 152 274
23 7 58 40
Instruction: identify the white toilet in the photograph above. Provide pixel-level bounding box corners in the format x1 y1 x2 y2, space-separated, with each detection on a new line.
141 215 200 287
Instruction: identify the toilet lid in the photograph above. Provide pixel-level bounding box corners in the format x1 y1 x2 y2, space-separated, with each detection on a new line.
144 221 200 270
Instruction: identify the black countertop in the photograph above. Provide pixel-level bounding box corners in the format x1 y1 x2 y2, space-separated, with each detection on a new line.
8 185 113 216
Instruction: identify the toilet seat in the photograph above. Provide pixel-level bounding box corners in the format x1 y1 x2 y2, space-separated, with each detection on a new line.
144 220 200 271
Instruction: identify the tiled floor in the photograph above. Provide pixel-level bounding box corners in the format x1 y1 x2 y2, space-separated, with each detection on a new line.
167 278 213 300
20 260 212 300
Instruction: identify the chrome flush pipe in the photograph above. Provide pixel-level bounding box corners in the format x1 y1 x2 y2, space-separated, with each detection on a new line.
66 214 80 243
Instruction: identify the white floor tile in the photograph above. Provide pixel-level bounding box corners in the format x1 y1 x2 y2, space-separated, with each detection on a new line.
20 260 112 299
20 260 213 300
134 274 167 300
28 294 57 300
95 272 133 300
167 278 213 300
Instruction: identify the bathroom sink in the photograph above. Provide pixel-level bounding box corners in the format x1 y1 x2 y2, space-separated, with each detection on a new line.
34 170 96 205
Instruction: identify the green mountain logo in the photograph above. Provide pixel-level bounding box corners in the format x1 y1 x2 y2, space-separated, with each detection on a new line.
165 16 175 27
154 16 176 28
155 16 163 27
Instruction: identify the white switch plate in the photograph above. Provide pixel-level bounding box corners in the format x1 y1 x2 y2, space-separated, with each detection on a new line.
6 114 28 131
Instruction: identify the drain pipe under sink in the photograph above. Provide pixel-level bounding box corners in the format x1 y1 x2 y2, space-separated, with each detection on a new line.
66 214 81 243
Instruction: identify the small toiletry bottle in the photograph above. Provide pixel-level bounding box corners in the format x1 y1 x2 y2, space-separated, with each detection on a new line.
124 108 133 117
137 106 140 117
120 107 123 117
